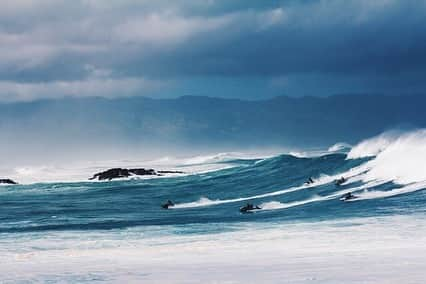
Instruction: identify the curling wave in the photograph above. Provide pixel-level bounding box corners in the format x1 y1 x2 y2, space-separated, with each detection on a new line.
1 130 426 234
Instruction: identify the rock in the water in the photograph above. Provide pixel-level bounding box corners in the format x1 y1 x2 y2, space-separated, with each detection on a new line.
129 168 157 176
89 167 185 181
0 178 18 185
157 170 185 174
89 168 157 181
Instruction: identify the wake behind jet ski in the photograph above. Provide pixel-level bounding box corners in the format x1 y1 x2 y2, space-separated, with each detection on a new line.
340 192 357 201
335 177 347 186
239 203 261 213
161 200 175 209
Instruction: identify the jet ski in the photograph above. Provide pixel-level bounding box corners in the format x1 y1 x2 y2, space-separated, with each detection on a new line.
335 177 347 186
240 203 261 213
340 192 357 202
161 200 175 209
305 177 314 185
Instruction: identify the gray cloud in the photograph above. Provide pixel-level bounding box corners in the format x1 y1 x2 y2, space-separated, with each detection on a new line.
0 0 426 100
0 77 168 102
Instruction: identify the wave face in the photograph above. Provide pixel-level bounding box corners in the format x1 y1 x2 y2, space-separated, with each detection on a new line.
1 130 426 235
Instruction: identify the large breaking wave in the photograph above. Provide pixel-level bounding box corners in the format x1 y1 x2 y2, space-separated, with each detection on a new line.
0 129 426 234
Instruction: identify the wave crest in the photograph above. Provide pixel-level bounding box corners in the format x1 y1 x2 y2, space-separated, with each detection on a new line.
350 129 426 184
328 142 352 153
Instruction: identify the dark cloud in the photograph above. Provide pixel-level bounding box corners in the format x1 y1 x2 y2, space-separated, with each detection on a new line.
0 0 425 100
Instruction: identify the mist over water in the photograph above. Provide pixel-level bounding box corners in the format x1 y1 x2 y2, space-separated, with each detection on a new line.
2 94 426 167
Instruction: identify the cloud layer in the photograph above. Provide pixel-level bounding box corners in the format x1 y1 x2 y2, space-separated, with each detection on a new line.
1 0 426 101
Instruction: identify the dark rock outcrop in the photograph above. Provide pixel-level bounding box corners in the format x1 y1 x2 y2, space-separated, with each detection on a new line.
128 168 157 176
157 170 185 174
89 167 185 181
89 168 157 181
0 178 18 185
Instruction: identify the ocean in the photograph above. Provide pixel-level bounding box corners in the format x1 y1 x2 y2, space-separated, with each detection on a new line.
1 130 426 283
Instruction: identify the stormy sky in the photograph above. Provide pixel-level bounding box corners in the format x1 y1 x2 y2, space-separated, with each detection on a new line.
1 0 426 101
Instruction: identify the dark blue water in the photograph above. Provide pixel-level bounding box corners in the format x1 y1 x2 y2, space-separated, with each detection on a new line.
1 153 425 234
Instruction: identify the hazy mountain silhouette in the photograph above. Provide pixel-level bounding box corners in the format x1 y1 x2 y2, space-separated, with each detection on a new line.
1 94 425 162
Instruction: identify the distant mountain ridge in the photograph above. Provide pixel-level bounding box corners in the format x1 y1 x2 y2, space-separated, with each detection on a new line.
0 94 425 158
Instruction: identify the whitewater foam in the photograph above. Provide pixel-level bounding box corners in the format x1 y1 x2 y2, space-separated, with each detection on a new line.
349 181 426 201
2 130 426 283
328 142 352 153
349 129 426 185
259 196 323 211
254 181 386 212
172 177 329 209
3 215 426 283
347 130 403 159
172 171 368 209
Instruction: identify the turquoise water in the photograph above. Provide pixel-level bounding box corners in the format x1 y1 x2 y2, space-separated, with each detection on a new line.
1 152 425 235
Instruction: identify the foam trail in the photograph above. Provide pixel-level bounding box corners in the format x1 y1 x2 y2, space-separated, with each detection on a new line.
173 169 368 209
172 176 333 209
260 196 323 211
171 197 219 208
350 181 426 201
177 129 426 210
257 180 386 212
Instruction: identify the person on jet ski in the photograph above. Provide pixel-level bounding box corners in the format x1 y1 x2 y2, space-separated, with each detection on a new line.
305 177 314 185
341 192 356 201
335 176 347 186
240 203 261 213
162 200 175 209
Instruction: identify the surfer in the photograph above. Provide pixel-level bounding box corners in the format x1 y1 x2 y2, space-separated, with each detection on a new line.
161 200 175 209
340 192 357 201
240 203 261 213
305 177 314 185
335 176 347 186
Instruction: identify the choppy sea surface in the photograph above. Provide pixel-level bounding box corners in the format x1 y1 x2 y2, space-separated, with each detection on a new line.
1 130 426 283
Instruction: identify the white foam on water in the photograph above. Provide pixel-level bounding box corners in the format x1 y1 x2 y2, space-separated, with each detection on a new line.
172 177 329 209
259 195 323 211
347 130 402 159
349 181 426 201
255 180 385 211
328 142 352 152
1 215 426 283
172 170 368 209
347 130 426 194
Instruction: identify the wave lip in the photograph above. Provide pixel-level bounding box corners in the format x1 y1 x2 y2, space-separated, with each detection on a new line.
328 142 352 153
349 129 426 185
347 130 403 159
